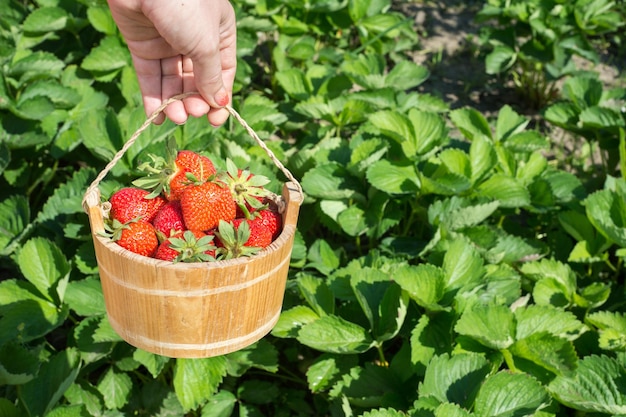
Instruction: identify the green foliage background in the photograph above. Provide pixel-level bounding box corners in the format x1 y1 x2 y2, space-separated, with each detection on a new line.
1 0 626 416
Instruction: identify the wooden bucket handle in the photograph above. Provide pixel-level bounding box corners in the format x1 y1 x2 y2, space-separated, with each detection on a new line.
82 92 303 212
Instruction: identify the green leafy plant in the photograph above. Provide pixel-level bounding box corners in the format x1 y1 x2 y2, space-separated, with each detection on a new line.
2 0 626 416
476 0 625 108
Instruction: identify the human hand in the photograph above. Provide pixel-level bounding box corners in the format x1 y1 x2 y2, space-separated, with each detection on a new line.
107 0 237 126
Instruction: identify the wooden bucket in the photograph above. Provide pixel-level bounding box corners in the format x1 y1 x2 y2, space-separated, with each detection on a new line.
82 94 303 358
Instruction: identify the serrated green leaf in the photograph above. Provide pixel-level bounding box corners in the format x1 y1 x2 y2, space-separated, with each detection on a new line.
435 402 472 417
22 7 67 32
0 341 38 385
455 303 515 350
543 102 580 127
474 371 549 417
485 45 517 74
477 174 531 208
301 163 364 200
362 408 409 417
225 339 278 375
97 367 132 410
20 348 81 417
297 315 374 354
369 110 417 157
385 60 430 91
297 274 335 317
450 107 493 141
419 353 491 407
509 332 578 377
580 106 625 128
173 357 228 412
201 390 237 417
549 355 626 414
0 398 21 417
515 305 586 341
410 313 456 373
86 6 117 35
339 362 405 408
0 195 29 253
584 188 626 247
306 354 358 393
393 264 446 311
366 159 420 194
81 36 130 73
587 311 626 350
275 68 311 100
16 237 70 303
9 52 65 84
64 278 106 317
470 135 497 184
495 105 530 142
271 305 319 338
443 238 485 291
133 349 171 379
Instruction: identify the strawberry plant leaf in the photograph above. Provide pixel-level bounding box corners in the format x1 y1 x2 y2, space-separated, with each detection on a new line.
301 163 365 200
64 278 106 317
385 60 430 91
455 303 516 350
366 159 420 194
336 362 407 409
271 305 320 338
514 305 587 341
477 174 531 208
495 105 530 142
419 353 491 407
442 238 485 291
86 6 117 35
97 367 132 410
81 36 130 76
548 355 626 414
474 371 550 417
306 354 358 393
485 45 517 75
173 357 228 412
350 268 390 329
449 107 492 141
434 402 473 417
0 398 21 417
275 68 311 100
133 349 171 379
376 282 409 342
306 239 340 276
393 264 446 311
19 348 81 417
584 188 626 247
337 204 368 236
0 195 29 254
580 106 625 128
224 339 279 375
509 332 578 377
9 52 65 85
543 102 580 127
470 135 497 184
361 408 409 417
22 7 67 33
0 341 39 385
297 274 335 316
73 316 114 364
369 110 417 158
16 237 70 303
586 311 626 351
202 390 237 417
296 315 374 354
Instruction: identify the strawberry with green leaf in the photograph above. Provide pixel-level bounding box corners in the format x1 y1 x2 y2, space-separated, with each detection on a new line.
155 230 217 262
214 216 275 260
109 187 166 224
133 138 216 201
104 219 159 258
180 179 237 231
220 159 271 219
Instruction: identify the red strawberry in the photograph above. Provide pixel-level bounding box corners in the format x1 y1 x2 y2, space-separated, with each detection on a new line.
152 200 185 236
109 187 166 224
133 139 216 201
180 180 237 231
168 150 216 200
236 217 273 248
155 230 216 262
220 159 271 219
109 220 159 257
255 208 282 240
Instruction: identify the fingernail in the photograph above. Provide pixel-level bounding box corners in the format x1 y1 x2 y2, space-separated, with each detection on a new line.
216 89 229 107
